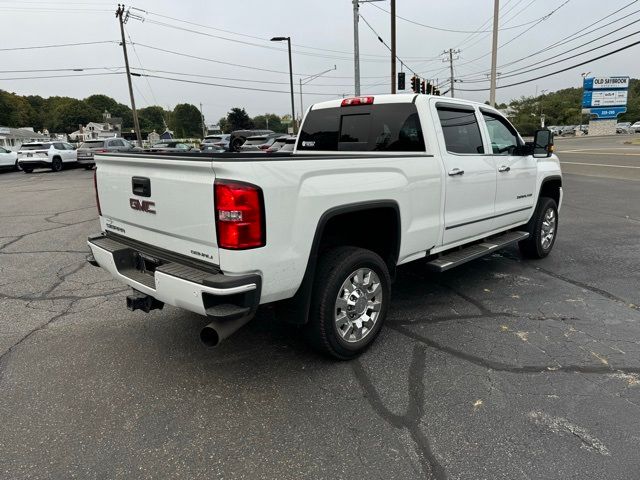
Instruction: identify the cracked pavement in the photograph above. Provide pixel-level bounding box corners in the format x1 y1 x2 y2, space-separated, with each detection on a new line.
0 163 639 479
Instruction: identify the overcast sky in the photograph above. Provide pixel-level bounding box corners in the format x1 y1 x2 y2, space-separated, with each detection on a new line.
1 0 639 125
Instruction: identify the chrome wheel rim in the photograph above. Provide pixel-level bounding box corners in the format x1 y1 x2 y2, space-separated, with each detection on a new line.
334 268 382 343
540 207 556 250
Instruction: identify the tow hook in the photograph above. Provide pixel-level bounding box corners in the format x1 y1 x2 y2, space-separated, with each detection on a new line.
126 289 164 313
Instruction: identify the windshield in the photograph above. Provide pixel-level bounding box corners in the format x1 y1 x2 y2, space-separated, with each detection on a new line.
79 141 105 149
20 143 50 150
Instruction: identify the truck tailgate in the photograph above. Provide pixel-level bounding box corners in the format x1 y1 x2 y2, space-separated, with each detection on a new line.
95 154 219 265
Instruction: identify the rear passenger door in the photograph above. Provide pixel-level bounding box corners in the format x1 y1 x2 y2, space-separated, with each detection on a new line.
433 102 496 245
479 109 537 228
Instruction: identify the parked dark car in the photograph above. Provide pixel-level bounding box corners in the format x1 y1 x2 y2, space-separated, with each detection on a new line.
77 138 136 169
229 129 274 152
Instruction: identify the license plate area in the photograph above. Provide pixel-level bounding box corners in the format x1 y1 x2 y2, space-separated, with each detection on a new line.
112 248 163 289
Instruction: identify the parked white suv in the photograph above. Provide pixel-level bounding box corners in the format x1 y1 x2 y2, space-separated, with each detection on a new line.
18 142 77 173
88 94 561 359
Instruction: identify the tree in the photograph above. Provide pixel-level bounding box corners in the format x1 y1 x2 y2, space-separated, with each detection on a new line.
170 103 202 138
226 107 254 132
0 90 35 128
84 94 132 128
218 116 230 133
49 98 100 133
252 113 284 132
138 106 167 133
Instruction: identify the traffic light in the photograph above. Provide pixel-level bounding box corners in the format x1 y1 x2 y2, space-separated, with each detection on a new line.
398 72 405 90
426 82 432 94
410 76 418 93
420 80 426 94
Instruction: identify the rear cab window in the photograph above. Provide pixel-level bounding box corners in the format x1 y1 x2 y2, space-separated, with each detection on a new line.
298 103 426 152
435 103 485 155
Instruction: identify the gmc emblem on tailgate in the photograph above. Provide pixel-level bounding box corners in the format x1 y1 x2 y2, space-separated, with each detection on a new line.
129 198 156 214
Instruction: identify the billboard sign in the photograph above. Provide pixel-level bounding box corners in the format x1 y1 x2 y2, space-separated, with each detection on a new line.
582 90 628 108
583 76 630 90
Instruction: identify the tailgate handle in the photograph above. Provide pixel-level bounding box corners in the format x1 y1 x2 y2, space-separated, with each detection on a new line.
132 177 151 197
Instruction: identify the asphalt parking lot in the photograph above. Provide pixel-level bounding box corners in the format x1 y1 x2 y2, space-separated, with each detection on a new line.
1 138 639 480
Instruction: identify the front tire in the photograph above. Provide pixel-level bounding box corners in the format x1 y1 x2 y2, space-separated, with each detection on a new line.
51 157 63 172
519 197 558 259
306 247 391 360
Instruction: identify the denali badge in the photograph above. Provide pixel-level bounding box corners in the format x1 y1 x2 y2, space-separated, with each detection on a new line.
130 198 156 214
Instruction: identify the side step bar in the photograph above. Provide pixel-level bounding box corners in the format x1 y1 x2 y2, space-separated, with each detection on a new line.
426 231 529 272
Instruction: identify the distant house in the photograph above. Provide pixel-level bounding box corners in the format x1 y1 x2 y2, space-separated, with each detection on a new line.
69 110 123 141
0 126 49 151
147 130 160 144
206 124 221 135
159 129 174 140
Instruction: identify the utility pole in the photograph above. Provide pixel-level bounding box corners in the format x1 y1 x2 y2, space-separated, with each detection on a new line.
115 4 142 147
353 0 361 96
390 0 396 94
489 0 500 106
443 49 460 98
199 103 206 138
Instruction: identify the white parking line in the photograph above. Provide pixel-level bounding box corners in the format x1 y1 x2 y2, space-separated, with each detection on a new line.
560 161 640 169
561 149 640 156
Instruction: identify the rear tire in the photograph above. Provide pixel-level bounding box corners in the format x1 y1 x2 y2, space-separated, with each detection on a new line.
51 157 63 172
519 197 558 259
305 247 391 360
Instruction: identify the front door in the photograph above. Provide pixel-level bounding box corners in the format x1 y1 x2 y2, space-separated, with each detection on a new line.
479 109 537 228
433 102 497 245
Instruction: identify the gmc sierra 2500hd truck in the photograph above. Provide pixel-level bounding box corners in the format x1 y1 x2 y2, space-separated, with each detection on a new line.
87 94 561 359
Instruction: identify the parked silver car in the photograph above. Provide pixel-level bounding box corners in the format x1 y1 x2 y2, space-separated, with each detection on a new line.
240 133 282 152
201 134 230 151
77 138 135 169
265 135 294 153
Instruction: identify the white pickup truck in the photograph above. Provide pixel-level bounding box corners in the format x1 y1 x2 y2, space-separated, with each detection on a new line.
87 94 561 359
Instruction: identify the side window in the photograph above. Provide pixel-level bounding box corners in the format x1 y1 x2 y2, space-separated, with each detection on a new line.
112 139 125 147
436 106 484 154
481 110 520 155
54 143 65 150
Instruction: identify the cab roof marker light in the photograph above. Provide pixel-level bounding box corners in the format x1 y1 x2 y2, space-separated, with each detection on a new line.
341 96 374 107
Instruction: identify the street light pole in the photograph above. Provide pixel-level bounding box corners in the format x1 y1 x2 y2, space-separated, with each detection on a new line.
271 36 296 134
353 0 360 96
390 0 396 94
299 65 337 122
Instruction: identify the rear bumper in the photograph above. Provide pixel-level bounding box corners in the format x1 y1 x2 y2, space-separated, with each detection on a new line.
77 157 94 165
18 159 51 168
87 233 261 318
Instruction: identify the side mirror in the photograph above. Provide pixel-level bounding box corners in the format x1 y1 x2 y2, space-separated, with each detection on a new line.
533 129 554 158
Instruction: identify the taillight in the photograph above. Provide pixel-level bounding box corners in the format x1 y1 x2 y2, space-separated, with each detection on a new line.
95 149 107 153
214 180 265 249
258 144 270 150
341 96 374 107
93 169 101 216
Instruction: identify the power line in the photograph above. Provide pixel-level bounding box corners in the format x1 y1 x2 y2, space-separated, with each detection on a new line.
136 73 344 96
460 25 640 83
457 1 640 80
0 72 123 81
132 5 436 61
0 40 117 52
0 66 122 73
455 39 640 91
366 0 545 34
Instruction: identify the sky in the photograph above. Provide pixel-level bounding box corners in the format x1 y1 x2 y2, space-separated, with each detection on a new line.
1 0 640 125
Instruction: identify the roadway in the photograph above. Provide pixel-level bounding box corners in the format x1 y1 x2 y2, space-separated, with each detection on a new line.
556 133 640 181
0 141 639 479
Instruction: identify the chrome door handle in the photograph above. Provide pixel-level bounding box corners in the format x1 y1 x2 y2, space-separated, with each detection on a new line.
498 165 511 172
448 168 464 176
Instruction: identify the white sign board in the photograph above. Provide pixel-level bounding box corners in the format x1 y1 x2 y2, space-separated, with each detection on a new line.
586 76 629 89
590 90 628 107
